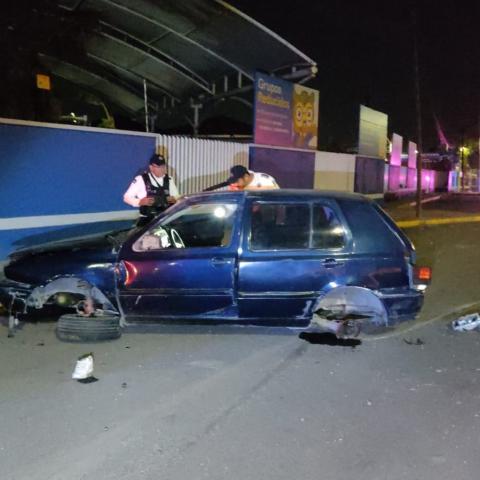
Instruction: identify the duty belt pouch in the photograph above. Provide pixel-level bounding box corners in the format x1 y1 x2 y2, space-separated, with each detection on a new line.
139 205 152 217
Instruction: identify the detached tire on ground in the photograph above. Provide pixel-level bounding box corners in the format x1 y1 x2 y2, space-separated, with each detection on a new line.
56 314 121 343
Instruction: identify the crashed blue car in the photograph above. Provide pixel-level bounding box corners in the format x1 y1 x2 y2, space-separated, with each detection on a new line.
0 190 429 341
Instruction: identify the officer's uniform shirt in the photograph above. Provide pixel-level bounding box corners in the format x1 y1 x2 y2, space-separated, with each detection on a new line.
245 171 279 190
123 173 179 208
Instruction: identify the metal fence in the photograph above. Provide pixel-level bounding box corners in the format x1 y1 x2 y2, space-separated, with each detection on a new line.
156 135 250 195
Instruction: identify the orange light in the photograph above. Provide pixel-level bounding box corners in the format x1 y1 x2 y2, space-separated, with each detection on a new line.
124 261 138 286
36 74 51 90
417 266 432 281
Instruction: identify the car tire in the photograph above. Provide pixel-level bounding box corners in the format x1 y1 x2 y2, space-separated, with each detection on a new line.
56 314 121 343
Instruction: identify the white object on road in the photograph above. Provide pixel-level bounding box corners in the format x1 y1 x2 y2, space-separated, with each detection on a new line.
72 353 94 380
452 313 480 332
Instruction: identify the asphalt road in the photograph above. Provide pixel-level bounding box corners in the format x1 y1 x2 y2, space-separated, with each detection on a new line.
1 222 480 480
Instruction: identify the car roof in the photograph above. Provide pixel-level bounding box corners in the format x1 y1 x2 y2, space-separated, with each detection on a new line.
185 189 369 202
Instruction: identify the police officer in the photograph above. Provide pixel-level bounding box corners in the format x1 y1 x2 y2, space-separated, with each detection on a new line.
123 153 179 226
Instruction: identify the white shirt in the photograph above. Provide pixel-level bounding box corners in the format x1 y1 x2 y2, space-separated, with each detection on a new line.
123 173 180 208
245 171 279 190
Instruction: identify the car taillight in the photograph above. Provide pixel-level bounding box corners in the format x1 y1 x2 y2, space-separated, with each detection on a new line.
414 266 432 283
123 261 138 286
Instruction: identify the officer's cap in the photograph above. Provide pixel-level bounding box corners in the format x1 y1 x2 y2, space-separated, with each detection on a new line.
149 154 166 166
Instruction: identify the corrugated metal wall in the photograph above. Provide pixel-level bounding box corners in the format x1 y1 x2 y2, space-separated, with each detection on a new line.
156 135 249 195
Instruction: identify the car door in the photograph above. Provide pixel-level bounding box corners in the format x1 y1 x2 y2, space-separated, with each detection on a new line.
237 198 351 325
117 199 242 321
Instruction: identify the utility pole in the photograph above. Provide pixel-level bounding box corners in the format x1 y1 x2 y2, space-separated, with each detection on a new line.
143 79 149 133
478 111 480 192
460 129 465 190
412 9 423 218
191 103 202 137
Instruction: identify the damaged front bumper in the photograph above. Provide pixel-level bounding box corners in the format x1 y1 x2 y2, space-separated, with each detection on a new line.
0 280 33 309
0 276 120 337
0 280 33 337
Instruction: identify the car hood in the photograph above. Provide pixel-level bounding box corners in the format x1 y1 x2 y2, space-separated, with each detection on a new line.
8 229 132 260
4 229 134 285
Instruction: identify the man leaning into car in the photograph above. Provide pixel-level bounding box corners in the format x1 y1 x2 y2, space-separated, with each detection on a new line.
226 165 279 191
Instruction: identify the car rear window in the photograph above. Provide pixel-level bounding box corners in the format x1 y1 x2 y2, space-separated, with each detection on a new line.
336 199 405 255
312 204 346 249
372 203 414 252
249 202 346 251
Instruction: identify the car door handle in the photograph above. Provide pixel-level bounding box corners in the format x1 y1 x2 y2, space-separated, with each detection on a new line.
211 257 231 266
321 258 344 268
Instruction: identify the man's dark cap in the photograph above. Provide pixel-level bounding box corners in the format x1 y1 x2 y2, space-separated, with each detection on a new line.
149 154 166 166
227 165 249 183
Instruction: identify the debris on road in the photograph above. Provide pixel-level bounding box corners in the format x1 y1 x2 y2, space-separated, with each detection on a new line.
451 313 480 332
72 353 95 381
298 332 361 348
77 376 99 384
403 338 425 345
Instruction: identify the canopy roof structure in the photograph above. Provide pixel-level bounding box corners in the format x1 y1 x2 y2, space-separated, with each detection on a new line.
28 1 317 132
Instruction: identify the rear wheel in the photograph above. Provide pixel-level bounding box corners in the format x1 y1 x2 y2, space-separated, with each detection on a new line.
56 314 121 343
312 287 391 338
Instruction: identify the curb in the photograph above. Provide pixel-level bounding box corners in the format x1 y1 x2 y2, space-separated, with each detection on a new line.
396 215 480 229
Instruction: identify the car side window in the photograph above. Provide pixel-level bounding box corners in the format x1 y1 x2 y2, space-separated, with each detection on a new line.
312 204 346 249
133 203 238 251
250 203 310 250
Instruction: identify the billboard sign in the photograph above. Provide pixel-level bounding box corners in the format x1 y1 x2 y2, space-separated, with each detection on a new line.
358 105 388 159
408 141 417 169
390 133 403 166
253 72 319 150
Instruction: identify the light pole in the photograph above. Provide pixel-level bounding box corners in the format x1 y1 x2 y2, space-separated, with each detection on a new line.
460 127 466 190
460 145 473 191
412 9 423 218
460 145 465 192
460 145 465 191
478 112 480 192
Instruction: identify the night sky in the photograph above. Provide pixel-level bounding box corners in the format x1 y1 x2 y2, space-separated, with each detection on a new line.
233 0 480 150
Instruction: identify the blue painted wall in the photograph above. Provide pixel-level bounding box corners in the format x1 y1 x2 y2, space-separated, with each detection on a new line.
0 122 156 260
354 156 385 194
249 147 315 189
